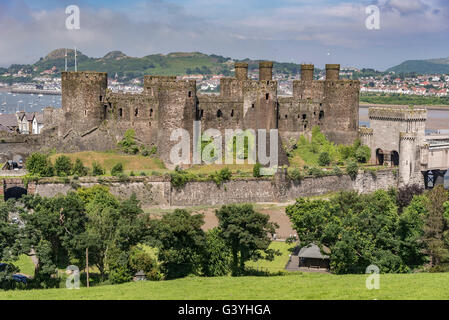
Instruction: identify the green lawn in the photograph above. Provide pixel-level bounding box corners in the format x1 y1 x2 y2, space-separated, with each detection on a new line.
247 241 296 272
1 273 449 300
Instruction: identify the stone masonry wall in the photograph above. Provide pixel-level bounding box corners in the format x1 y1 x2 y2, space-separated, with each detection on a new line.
14 169 399 208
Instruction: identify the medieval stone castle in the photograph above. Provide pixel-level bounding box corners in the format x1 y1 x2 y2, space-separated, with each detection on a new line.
45 61 359 167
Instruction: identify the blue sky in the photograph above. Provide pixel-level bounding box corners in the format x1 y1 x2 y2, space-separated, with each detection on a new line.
0 0 448 70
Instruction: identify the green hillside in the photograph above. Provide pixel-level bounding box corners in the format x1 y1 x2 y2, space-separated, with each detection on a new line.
387 59 449 74
27 49 316 80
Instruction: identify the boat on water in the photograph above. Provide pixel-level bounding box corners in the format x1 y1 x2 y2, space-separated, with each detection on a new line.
38 94 43 97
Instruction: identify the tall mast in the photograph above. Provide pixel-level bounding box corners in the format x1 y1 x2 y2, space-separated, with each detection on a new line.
74 47 77 72
65 48 68 72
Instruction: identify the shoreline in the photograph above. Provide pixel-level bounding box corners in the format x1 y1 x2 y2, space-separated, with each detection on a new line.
360 102 449 110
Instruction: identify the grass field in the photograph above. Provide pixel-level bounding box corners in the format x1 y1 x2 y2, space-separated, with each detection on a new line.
247 242 296 272
49 151 166 174
1 273 449 300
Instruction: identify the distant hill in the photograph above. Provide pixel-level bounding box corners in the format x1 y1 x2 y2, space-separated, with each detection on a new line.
24 49 320 81
387 58 449 74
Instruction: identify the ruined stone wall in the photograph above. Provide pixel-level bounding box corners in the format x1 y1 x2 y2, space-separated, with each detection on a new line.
15 170 400 207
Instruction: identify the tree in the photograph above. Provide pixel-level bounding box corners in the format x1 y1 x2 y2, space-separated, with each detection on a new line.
18 193 88 286
202 228 232 277
92 161 104 176
26 152 54 176
215 204 279 276
54 155 72 177
82 189 145 281
287 190 426 274
253 163 262 178
422 186 449 267
318 152 331 166
72 158 88 176
346 160 359 180
150 209 206 279
111 163 124 176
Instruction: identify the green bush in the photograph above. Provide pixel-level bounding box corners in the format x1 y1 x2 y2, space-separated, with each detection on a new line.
130 171 135 177
26 152 54 177
355 145 371 163
140 172 147 176
307 166 325 177
346 160 359 180
118 129 138 154
72 158 88 176
210 167 232 186
318 152 331 166
54 155 72 177
111 163 124 176
332 166 343 177
92 161 104 176
288 168 303 181
253 163 262 178
170 168 197 188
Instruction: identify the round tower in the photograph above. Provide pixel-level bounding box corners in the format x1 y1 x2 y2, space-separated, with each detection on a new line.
235 62 248 80
61 71 108 135
399 132 417 186
259 61 273 81
300 64 314 81
325 64 340 81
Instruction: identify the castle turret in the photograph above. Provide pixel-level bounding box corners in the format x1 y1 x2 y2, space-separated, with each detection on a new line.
259 61 273 81
300 64 314 81
61 71 108 136
155 77 197 167
399 132 418 186
235 62 248 80
325 64 340 81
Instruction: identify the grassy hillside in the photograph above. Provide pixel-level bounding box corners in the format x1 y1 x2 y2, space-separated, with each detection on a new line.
1 273 449 300
18 49 318 81
387 59 449 74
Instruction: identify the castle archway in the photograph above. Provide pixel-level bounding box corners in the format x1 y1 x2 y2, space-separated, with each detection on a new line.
391 151 399 166
376 148 384 165
4 186 27 201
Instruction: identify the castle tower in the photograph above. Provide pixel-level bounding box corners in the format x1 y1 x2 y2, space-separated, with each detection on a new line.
325 64 340 80
259 61 273 81
321 64 359 144
155 77 197 168
399 132 418 186
300 64 314 81
61 71 107 136
235 62 248 80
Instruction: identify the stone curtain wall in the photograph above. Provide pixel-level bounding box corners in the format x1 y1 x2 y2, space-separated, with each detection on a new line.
3 169 399 207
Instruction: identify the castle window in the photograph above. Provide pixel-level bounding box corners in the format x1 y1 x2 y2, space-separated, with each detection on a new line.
266 93 269 100
200 109 204 118
150 109 153 117
319 110 324 120
99 96 102 102
304 124 307 130
252 104 255 108
119 108 123 117
320 103 322 107
135 108 139 117
188 91 192 97
302 114 306 120
84 110 87 116
217 110 222 118
285 115 288 119
149 122 151 127
231 110 234 117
